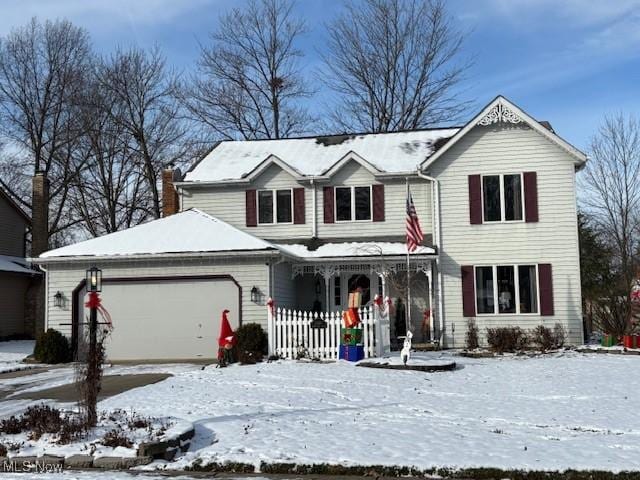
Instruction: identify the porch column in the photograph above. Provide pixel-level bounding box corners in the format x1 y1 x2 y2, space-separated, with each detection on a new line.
323 272 331 311
426 266 435 342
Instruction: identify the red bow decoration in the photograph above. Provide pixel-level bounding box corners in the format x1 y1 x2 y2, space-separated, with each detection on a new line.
85 292 113 329
374 294 383 306
267 297 275 315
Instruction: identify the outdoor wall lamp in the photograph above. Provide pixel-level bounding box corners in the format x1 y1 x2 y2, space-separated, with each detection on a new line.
86 266 102 293
53 291 65 308
251 286 261 304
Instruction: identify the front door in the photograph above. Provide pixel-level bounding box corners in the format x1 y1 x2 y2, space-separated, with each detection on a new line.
331 273 382 310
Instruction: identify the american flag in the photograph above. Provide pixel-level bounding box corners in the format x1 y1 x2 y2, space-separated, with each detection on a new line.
406 186 424 252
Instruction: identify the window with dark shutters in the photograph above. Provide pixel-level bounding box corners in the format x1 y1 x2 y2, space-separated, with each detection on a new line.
523 171 539 222
468 175 482 224
372 184 385 222
293 188 305 224
323 186 335 223
539 263 554 315
461 265 476 316
245 189 257 227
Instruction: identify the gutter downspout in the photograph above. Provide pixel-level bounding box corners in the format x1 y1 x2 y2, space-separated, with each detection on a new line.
39 263 49 332
416 169 445 346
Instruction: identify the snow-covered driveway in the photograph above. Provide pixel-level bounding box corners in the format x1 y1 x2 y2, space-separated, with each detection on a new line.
96 352 640 472
0 340 35 373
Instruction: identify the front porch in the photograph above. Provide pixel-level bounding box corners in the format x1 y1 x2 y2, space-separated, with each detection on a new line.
279 250 440 348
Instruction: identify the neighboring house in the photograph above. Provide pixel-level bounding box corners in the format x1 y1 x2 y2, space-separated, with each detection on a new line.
34 96 586 360
0 184 38 338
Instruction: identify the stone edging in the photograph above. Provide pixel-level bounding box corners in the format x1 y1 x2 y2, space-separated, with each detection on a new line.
0 425 195 471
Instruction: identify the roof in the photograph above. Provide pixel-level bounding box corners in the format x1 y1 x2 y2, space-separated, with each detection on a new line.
0 182 30 224
421 96 587 170
38 209 278 259
276 242 436 259
0 255 37 275
184 128 460 183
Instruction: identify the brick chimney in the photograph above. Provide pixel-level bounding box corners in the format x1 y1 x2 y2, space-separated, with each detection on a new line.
162 165 180 217
31 171 49 256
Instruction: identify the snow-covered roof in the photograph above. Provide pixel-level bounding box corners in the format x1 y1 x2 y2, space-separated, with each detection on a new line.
0 255 37 275
276 242 435 259
39 209 277 259
184 129 460 183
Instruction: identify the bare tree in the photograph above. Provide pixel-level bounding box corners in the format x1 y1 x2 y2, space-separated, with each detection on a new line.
95 46 187 219
186 0 313 140
0 18 91 245
581 113 640 335
71 80 152 237
323 0 471 133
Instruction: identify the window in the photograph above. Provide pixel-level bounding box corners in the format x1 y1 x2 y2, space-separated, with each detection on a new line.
257 189 292 224
474 265 539 315
335 186 372 222
482 174 524 222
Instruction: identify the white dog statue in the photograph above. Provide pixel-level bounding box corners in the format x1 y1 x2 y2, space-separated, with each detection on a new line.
400 330 413 365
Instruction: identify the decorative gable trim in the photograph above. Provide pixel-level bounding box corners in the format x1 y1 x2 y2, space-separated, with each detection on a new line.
420 96 587 171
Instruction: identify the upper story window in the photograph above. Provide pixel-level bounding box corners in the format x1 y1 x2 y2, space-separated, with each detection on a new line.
258 189 292 224
475 264 539 315
335 186 372 222
482 173 523 222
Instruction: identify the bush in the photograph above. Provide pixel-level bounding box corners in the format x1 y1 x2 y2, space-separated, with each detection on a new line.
532 324 567 352
486 327 528 353
465 319 480 350
235 323 268 364
0 444 6 456
33 329 71 364
553 323 566 348
101 428 133 448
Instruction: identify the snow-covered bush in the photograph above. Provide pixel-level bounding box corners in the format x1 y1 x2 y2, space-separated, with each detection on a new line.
465 319 479 350
486 327 528 353
532 324 567 352
33 329 71 364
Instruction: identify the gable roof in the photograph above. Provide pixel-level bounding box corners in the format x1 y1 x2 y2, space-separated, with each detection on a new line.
38 209 277 259
0 182 30 224
421 96 588 171
183 128 460 183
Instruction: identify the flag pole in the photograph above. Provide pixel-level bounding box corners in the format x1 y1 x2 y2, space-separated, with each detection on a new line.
406 179 412 334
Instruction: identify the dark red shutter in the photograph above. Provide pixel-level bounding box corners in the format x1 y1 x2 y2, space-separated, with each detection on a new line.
468 175 482 225
539 263 554 315
524 172 539 222
246 189 257 227
293 188 305 224
323 186 334 224
461 265 476 317
372 184 385 222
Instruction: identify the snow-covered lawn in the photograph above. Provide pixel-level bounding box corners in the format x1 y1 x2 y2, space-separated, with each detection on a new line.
0 340 35 373
1 350 640 473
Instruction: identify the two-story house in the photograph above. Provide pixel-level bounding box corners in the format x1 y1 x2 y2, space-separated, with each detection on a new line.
35 96 586 361
0 184 38 338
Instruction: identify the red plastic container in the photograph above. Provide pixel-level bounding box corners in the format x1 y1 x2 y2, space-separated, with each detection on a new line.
623 335 635 348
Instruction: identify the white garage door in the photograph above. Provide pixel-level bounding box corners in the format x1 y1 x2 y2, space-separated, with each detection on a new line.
80 277 240 361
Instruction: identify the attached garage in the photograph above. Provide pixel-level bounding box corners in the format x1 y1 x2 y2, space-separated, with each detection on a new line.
75 276 241 361
37 209 281 362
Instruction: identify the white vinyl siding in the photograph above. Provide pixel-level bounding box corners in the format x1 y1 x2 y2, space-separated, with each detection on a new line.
45 257 271 338
429 123 582 346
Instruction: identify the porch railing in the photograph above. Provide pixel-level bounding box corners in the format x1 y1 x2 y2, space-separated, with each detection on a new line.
267 305 377 360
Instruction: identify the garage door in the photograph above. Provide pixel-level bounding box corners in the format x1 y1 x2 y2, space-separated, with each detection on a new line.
78 277 240 361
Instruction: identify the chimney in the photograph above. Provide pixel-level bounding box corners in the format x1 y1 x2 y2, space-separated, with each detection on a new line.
162 165 180 217
31 171 49 257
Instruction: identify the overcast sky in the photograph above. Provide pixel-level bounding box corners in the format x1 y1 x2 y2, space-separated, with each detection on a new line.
1 0 639 151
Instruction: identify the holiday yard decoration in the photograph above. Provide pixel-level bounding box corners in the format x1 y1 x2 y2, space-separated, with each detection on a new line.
339 292 365 361
217 309 236 366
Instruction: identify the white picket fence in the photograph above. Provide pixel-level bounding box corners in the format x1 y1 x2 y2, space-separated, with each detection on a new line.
268 306 377 360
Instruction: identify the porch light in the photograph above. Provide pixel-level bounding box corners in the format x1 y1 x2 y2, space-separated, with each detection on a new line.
53 291 65 308
251 286 260 303
86 266 102 293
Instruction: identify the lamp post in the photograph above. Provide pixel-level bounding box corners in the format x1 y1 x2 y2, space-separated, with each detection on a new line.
85 266 102 426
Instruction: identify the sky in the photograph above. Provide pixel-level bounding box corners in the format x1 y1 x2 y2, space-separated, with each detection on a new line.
0 0 639 152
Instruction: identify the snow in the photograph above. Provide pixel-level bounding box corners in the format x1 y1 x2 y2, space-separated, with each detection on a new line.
38 209 277 258
185 129 460 182
0 255 36 275
2 352 640 472
276 242 435 258
0 340 35 373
